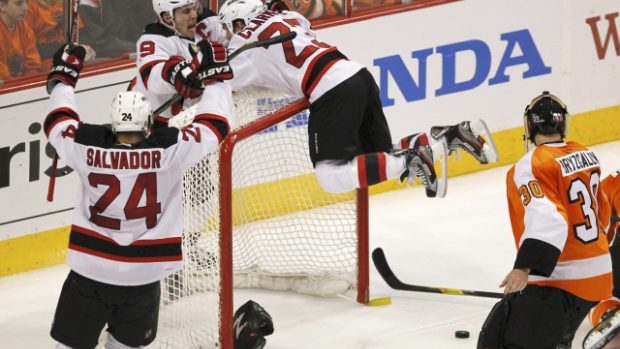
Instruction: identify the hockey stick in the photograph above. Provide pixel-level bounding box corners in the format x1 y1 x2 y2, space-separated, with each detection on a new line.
47 0 80 202
152 31 297 116
372 247 504 299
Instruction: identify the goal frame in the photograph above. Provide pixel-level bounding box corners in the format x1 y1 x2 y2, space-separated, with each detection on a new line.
217 98 370 348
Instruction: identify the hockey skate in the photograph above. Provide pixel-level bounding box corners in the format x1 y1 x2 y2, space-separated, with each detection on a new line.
397 132 448 198
430 119 498 164
583 306 620 349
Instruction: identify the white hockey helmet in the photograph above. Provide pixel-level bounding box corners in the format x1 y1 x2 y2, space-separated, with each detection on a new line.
152 0 196 31
110 92 152 134
219 0 266 33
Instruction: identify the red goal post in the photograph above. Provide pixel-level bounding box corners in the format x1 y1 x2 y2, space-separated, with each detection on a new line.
219 98 370 347
156 88 369 349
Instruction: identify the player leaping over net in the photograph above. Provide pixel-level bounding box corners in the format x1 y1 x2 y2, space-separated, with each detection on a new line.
218 0 498 198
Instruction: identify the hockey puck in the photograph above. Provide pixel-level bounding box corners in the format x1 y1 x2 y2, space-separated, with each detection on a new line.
455 330 470 339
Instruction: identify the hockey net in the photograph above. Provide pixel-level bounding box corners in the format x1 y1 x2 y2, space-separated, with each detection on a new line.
153 87 369 349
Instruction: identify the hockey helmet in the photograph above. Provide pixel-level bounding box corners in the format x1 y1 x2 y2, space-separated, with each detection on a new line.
152 0 196 31
219 0 266 33
523 91 568 147
110 92 152 134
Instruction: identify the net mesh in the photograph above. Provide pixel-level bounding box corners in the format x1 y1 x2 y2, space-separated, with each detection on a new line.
153 87 360 348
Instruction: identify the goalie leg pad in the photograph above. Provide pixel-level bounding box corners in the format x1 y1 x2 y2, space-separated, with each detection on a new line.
234 300 274 349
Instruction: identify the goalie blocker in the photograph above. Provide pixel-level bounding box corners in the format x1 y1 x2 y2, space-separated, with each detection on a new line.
233 300 274 349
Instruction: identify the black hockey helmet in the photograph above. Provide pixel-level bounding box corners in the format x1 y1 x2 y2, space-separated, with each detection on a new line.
523 91 568 145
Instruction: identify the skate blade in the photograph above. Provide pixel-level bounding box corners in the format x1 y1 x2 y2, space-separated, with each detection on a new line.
471 119 499 163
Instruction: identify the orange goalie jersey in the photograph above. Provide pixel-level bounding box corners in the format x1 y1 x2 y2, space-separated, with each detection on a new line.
506 141 612 301
602 170 620 243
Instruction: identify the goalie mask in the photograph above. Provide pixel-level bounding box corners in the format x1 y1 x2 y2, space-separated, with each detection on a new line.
110 92 152 134
219 0 266 33
152 0 196 32
523 91 568 150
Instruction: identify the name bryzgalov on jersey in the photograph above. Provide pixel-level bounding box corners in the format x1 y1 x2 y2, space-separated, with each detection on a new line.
556 150 600 176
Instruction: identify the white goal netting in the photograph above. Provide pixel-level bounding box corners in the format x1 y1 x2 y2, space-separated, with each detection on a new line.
153 87 367 348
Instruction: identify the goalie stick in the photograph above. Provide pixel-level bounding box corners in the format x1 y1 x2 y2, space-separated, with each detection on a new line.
372 247 504 299
152 31 297 116
47 0 80 202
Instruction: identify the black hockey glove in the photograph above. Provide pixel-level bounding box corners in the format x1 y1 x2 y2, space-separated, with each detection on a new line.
233 300 274 349
46 44 86 94
162 55 204 99
191 40 234 84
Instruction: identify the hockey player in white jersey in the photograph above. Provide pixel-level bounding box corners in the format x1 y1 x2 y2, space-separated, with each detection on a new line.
218 0 498 197
130 0 232 129
45 43 233 348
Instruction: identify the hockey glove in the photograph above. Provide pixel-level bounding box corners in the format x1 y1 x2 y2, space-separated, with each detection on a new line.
46 44 86 94
191 40 234 84
233 300 274 349
162 55 204 99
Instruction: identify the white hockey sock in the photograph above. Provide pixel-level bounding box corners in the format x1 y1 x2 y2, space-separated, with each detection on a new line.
104 333 144 349
315 154 405 193
315 160 358 193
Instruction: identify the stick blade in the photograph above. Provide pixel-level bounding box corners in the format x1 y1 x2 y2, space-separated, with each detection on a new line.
372 247 406 290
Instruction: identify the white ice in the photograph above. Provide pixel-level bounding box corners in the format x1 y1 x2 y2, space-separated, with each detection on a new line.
2 140 620 349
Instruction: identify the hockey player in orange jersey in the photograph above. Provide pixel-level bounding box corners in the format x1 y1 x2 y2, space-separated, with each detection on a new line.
583 170 620 349
478 91 612 349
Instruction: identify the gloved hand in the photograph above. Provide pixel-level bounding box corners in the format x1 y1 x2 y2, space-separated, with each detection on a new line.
191 40 234 84
46 44 86 94
162 55 204 99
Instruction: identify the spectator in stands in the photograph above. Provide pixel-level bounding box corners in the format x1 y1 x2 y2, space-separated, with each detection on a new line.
78 0 154 58
0 0 43 81
27 0 95 69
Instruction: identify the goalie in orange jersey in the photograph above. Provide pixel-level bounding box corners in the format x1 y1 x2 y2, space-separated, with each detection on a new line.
583 169 620 349
478 91 613 349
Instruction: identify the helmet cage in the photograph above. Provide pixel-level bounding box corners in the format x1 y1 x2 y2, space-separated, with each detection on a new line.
523 91 569 150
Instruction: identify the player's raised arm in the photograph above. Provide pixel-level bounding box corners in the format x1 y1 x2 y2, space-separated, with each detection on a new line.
44 44 86 167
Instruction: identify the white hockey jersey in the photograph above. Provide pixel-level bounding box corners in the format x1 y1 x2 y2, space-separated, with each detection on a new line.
131 16 226 120
227 10 364 103
45 83 230 286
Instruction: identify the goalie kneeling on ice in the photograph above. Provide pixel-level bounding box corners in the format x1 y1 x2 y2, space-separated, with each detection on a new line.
234 300 274 349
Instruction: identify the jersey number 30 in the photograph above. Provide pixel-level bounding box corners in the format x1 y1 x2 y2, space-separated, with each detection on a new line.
519 173 601 243
88 172 162 230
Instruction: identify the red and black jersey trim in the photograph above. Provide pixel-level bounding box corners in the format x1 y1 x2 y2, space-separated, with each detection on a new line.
140 59 166 89
44 107 80 138
194 113 230 143
302 48 347 97
357 152 387 188
69 225 182 263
